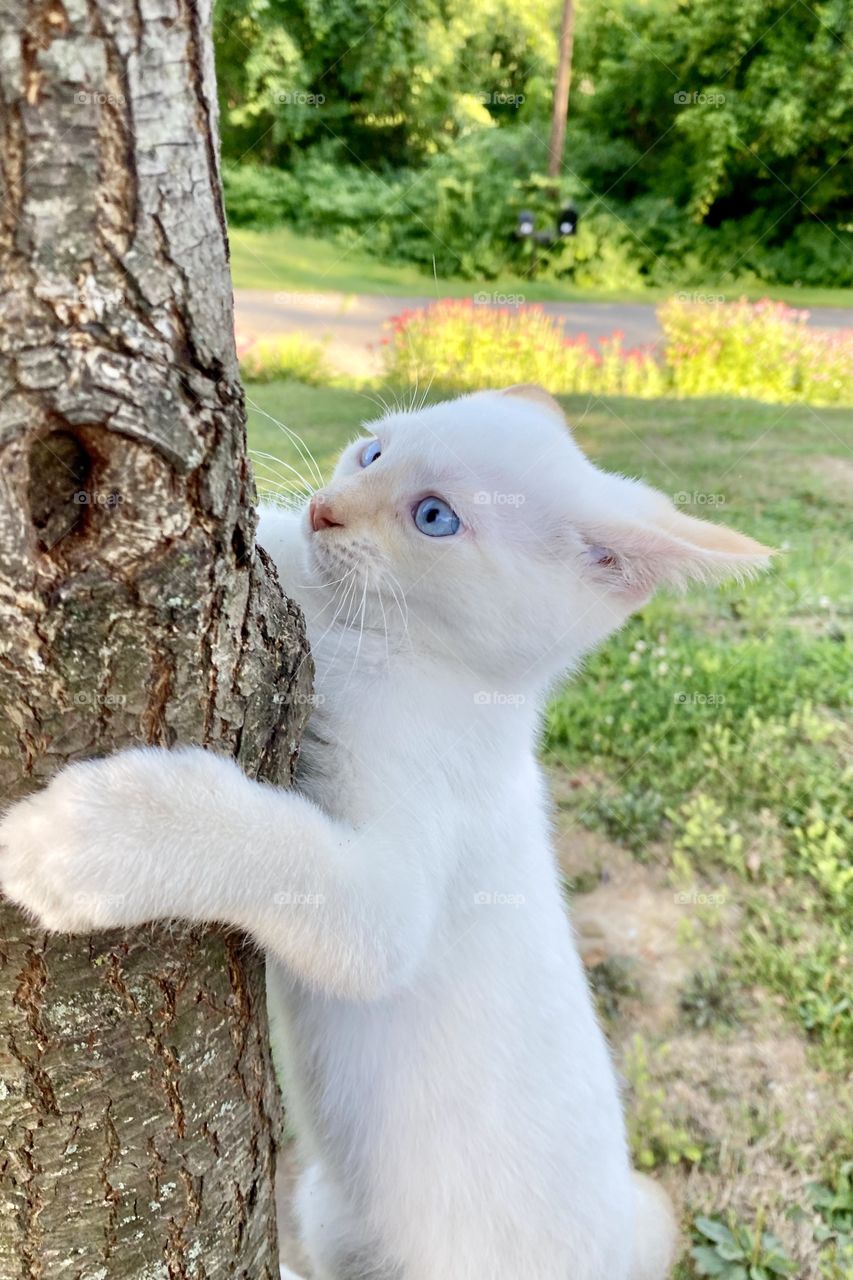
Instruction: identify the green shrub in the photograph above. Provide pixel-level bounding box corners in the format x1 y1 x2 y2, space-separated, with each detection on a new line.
660 298 853 407
222 145 853 290
238 334 332 384
381 298 853 407
222 162 302 229
216 0 853 290
381 300 665 397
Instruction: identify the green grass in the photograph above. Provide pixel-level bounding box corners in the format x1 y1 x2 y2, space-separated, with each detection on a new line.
245 381 370 483
229 225 853 309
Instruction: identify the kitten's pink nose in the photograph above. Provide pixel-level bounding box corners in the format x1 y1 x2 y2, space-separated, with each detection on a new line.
309 494 345 532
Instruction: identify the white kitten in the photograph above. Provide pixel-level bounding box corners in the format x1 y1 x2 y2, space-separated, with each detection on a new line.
0 386 771 1280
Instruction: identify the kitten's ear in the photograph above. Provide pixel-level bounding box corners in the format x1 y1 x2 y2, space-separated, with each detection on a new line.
501 384 565 420
579 505 775 598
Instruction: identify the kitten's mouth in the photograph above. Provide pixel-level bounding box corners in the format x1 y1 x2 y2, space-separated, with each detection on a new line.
309 530 371 589
308 533 407 637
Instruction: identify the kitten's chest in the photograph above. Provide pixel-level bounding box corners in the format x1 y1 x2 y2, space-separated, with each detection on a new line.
296 639 544 856
295 696 461 828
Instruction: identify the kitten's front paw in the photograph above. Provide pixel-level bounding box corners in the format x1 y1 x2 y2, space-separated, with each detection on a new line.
0 751 170 933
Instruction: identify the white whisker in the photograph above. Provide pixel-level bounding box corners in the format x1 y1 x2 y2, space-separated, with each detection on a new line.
253 473 310 499
340 577 369 696
311 568 357 622
356 388 394 420
250 449 316 497
384 569 410 635
376 582 391 670
317 573 362 684
245 396 325 489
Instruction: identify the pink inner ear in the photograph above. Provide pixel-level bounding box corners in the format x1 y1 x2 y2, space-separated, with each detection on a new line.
585 544 618 569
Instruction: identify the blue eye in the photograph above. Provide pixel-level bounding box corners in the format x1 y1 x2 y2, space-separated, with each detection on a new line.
360 439 381 467
413 496 460 538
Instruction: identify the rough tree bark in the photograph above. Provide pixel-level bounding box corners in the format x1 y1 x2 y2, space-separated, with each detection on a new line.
0 0 312 1275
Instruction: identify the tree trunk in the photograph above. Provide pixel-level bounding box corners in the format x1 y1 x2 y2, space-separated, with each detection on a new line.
0 0 312 1275
547 0 575 181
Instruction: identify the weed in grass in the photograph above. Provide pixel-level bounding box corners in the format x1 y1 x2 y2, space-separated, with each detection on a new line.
809 1160 853 1240
625 1037 705 1170
691 1213 797 1278
668 794 745 880
679 966 744 1032
804 1164 853 1278
587 955 641 1022
738 907 853 1065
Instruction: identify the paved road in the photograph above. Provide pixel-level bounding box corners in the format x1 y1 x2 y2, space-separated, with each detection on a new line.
234 288 852 376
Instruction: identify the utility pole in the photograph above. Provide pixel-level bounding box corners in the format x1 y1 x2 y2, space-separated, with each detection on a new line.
547 0 575 181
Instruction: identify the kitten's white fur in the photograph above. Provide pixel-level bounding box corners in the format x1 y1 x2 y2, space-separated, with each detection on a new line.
0 387 770 1279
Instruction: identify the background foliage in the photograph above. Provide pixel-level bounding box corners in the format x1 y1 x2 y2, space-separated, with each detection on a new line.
215 0 853 287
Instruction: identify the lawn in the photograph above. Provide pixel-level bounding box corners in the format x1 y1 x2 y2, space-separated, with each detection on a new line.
229 225 853 310
248 382 853 1279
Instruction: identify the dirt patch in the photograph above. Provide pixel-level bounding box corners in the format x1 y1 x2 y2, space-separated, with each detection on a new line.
550 771 722 1033
639 1022 850 1279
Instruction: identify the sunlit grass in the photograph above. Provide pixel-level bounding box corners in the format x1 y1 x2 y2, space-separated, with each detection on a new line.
229 225 853 309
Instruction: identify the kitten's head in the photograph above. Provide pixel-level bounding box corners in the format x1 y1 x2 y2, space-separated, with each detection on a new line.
306 386 773 686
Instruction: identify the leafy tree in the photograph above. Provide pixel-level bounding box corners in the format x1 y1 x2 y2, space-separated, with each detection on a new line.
570 0 853 231
215 0 558 167
215 0 853 286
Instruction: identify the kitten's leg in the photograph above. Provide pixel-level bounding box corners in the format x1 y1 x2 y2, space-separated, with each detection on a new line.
295 1164 400 1280
629 1172 678 1280
0 747 439 1000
